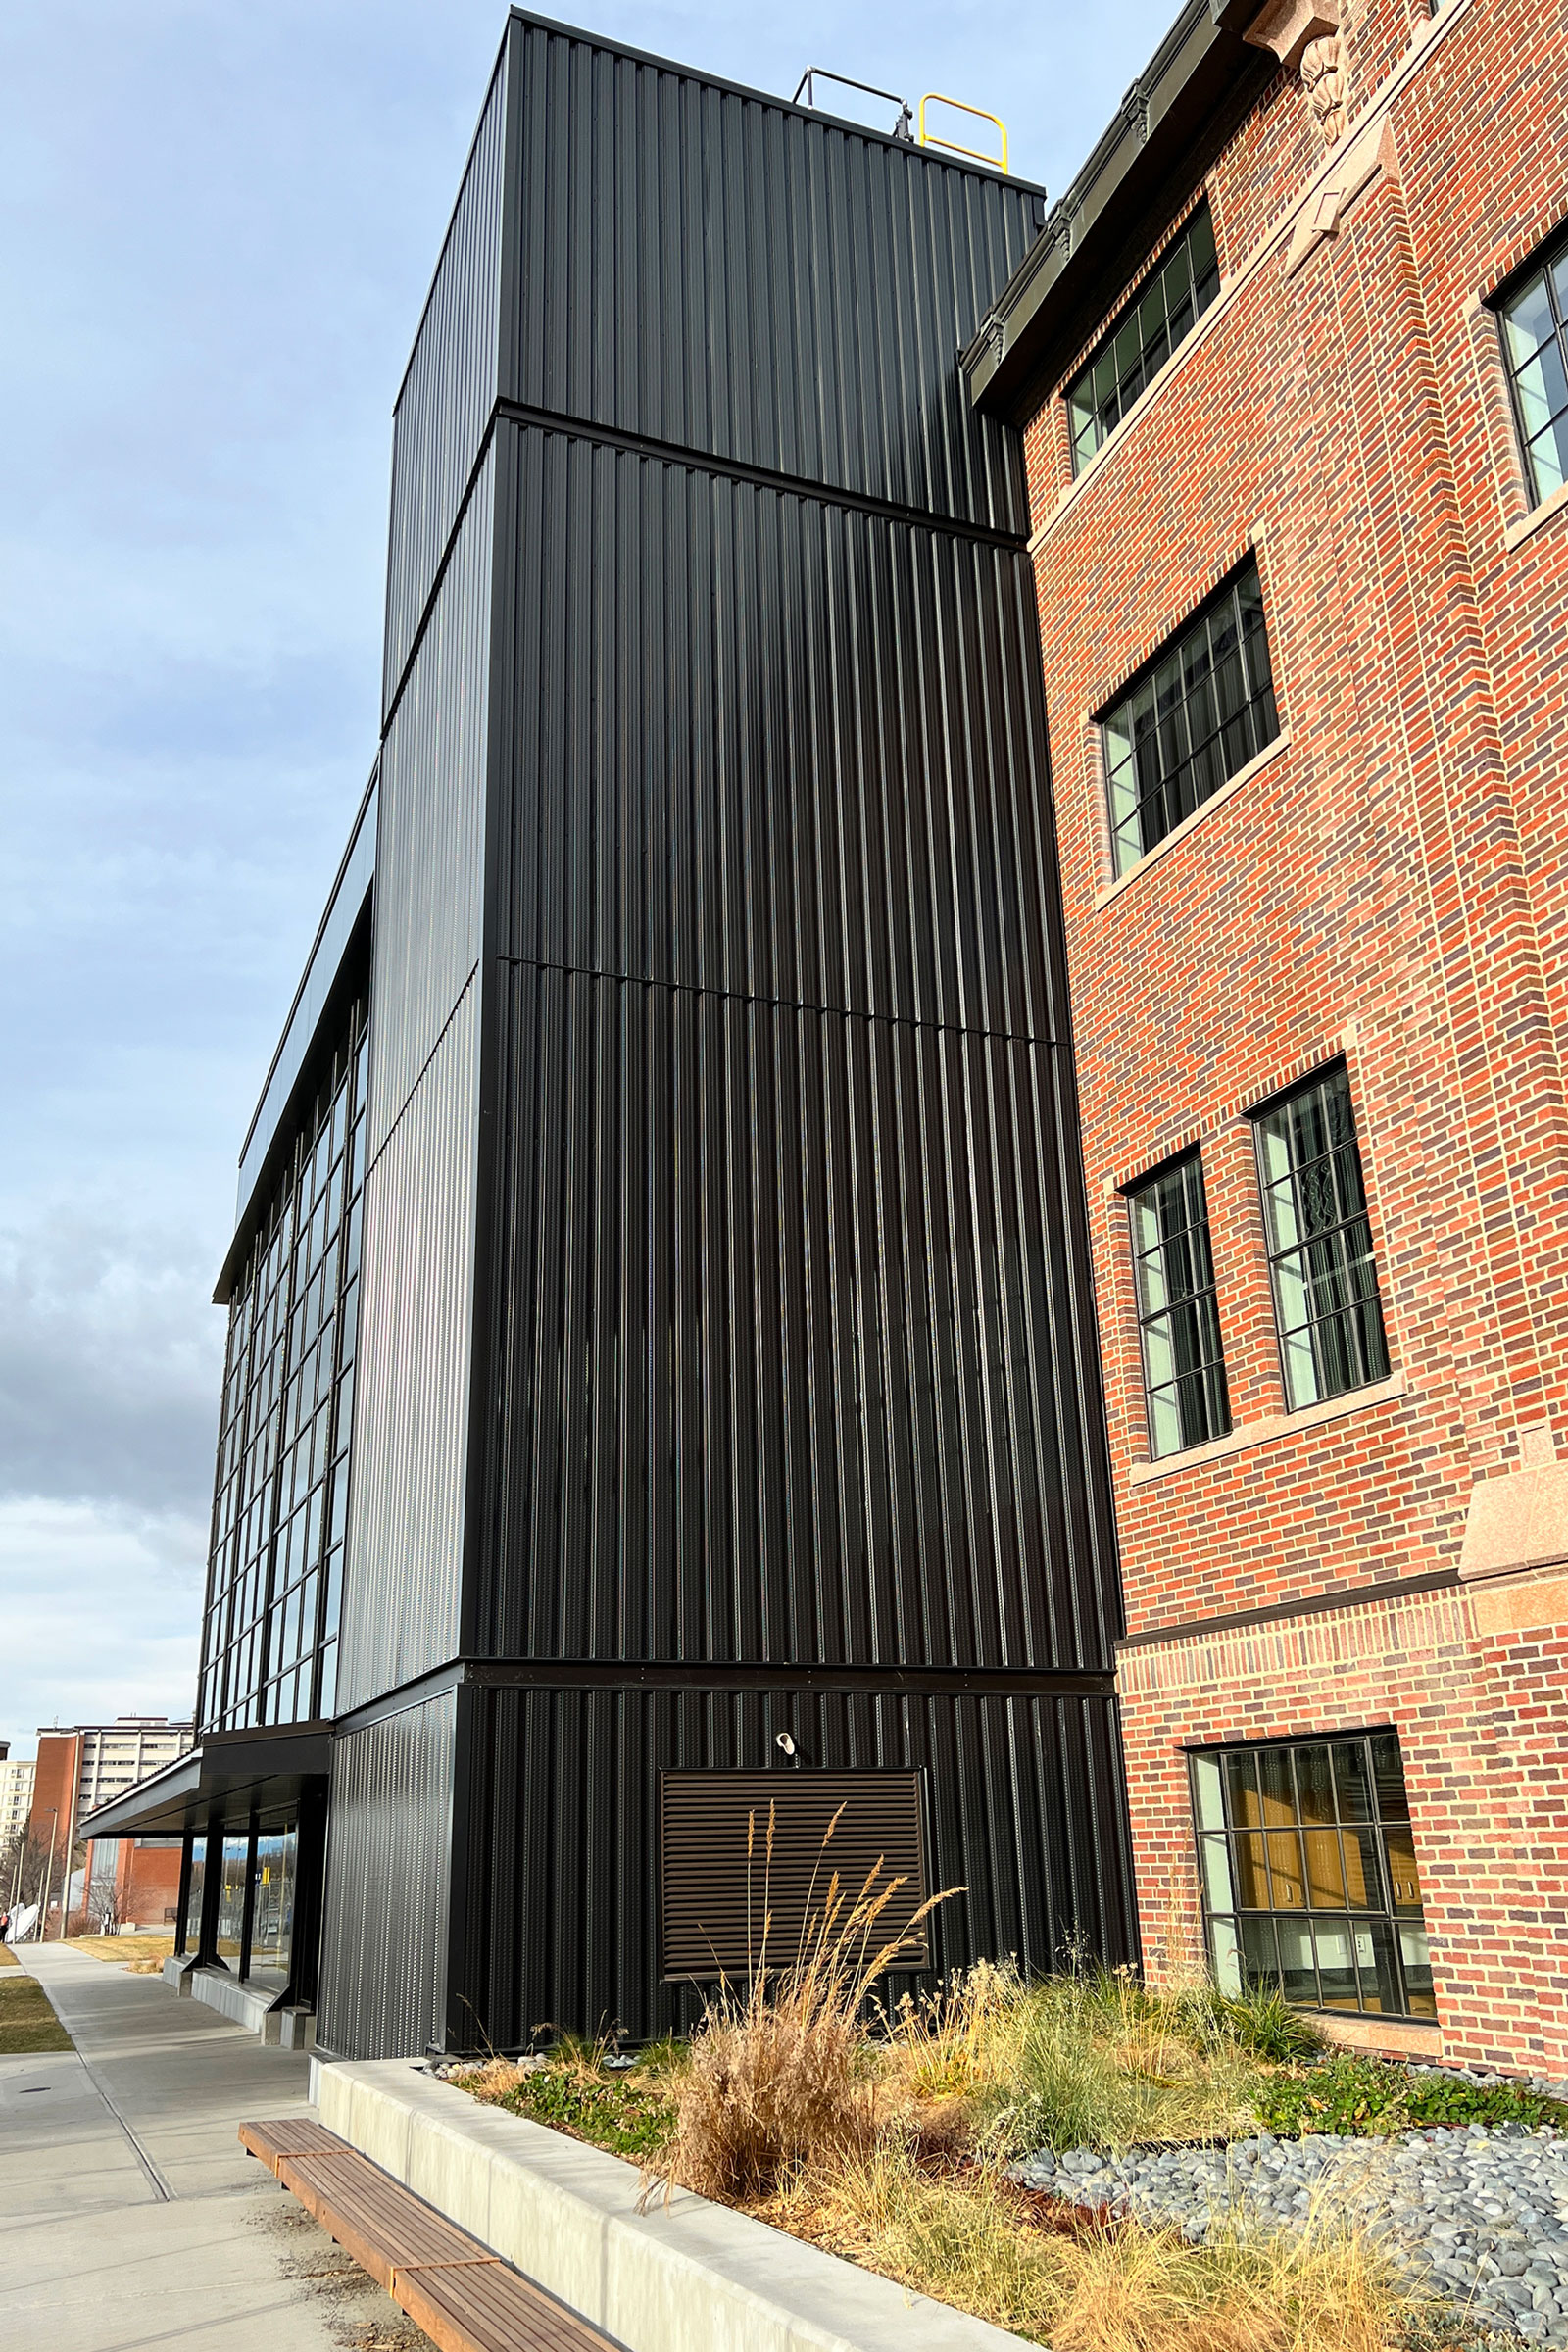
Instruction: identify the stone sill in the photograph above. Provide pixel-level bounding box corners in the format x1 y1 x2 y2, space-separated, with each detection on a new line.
1127 1372 1409 1485
1312 2011 1443 2059
310 2056 1033 2352
1503 478 1568 554
1092 734 1291 911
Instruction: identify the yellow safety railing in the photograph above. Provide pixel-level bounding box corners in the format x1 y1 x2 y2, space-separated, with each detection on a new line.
916 93 1008 175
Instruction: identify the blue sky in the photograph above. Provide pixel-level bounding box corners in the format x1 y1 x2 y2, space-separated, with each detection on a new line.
0 0 1175 1759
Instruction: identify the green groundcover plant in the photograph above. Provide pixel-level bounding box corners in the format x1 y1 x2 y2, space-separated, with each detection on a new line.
1254 2052 1568 2138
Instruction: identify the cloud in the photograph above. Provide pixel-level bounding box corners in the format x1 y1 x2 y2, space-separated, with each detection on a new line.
0 1213 222 1522
0 1497 205 1750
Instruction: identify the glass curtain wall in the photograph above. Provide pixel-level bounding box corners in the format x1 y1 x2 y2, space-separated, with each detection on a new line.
197 998 368 1731
216 1836 250 1964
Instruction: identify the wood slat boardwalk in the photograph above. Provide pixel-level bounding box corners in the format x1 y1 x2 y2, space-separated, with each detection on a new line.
238 2116 619 2352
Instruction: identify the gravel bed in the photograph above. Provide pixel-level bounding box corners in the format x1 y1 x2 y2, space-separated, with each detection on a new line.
1014 2105 1568 2342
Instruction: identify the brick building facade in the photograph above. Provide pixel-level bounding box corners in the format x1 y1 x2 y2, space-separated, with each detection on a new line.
967 0 1568 2073
27 1720 192 1937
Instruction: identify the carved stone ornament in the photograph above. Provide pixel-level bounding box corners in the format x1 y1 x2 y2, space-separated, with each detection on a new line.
1285 114 1397 275
1243 0 1341 73
1300 33 1349 147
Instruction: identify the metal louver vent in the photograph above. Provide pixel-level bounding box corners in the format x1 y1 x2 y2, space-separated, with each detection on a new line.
660 1769 932 1982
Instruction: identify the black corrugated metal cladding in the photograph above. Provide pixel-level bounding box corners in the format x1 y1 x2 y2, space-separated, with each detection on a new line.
499 21 1035 531
458 1684 1131 2048
320 1691 456 2059
319 9 1136 2055
482 959 1112 1674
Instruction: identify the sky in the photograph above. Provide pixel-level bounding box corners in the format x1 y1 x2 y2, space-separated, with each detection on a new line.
0 0 1176 1761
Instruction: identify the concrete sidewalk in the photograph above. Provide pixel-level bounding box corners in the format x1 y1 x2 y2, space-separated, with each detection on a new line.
0 1945 429 2351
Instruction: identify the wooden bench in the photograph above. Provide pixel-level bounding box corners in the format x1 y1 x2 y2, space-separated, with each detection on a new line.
239 2116 617 2352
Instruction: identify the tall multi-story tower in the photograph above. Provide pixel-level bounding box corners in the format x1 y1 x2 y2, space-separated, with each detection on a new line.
967 0 1568 2074
27 1719 192 1936
0 1748 35 1862
86 13 1136 2056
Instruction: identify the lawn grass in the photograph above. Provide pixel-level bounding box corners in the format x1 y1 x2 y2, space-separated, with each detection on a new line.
64 1933 174 1966
0 1942 19 1969
0 1971 74 2054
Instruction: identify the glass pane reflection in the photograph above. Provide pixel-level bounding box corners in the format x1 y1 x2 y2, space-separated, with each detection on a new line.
217 1836 249 1963
1192 1731 1433 2022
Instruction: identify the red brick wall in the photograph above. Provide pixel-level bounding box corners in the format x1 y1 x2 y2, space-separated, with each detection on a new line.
27 1734 81 1937
1019 0 1568 2066
1119 1583 1568 2072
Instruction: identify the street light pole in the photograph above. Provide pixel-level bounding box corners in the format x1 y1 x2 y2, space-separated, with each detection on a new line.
57 1758 79 1942
34 1808 58 1943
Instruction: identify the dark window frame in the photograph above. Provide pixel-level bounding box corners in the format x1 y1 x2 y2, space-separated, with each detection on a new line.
1125 1150 1232 1460
1099 555 1282 877
1189 1728 1434 2022
1249 1061 1391 1413
196 1002 368 1735
1065 198 1221 476
1492 218 1568 511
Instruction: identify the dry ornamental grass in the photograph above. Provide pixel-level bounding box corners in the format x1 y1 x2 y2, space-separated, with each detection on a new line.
649 1800 954 2204
451 1808 1441 2352
765 2138 1435 2352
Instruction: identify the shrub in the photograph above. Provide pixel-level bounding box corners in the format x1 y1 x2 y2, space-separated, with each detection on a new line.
1253 2053 1568 2138
499 2066 673 2159
652 1802 955 2203
455 2044 678 2161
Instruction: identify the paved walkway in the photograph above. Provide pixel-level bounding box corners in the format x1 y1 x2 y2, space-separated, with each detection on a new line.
0 1946 428 2351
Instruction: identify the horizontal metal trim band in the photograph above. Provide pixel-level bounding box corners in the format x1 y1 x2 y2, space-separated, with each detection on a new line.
499 954 1064 1053
493 398 1032 550
381 391 1032 745
332 1660 1117 1732
465 1660 1116 1696
1115 1570 1462 1653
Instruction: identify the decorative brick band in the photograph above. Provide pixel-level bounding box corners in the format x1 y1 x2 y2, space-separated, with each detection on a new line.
1117 1584 1477 1696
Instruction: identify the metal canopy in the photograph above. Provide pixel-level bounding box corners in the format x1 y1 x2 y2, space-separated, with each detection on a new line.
79 1722 332 1840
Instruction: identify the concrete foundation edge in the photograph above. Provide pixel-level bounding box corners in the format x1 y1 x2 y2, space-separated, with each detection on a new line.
309 2056 1033 2352
172 1958 316 2047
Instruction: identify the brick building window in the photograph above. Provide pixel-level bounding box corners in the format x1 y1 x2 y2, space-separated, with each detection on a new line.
1191 1732 1434 2020
1127 1152 1231 1458
1101 558 1280 876
1497 231 1568 507
1251 1064 1390 1410
1066 200 1220 473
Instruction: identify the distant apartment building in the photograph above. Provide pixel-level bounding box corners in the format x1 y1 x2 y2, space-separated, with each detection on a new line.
0 1745 35 1855
965 0 1568 2073
30 1719 193 1936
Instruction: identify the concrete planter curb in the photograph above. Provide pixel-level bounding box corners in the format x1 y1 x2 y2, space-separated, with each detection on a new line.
309 2057 1037 2352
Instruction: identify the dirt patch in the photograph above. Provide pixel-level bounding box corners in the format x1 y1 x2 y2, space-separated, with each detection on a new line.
246 2192 437 2349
